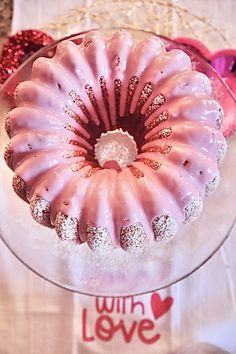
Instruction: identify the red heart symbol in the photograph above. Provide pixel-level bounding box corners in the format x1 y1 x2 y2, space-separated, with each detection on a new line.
151 292 173 320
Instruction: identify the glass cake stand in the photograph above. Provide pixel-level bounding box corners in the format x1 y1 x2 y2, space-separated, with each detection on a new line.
0 28 236 297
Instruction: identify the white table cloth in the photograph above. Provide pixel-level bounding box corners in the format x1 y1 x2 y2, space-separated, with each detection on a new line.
0 1 236 353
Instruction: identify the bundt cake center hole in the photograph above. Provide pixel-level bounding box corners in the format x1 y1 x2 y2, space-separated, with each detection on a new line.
94 129 138 169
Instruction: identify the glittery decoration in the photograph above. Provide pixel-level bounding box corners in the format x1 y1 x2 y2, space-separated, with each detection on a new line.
138 158 162 171
63 106 83 124
4 113 11 137
99 76 111 123
200 74 212 94
152 215 178 241
86 224 112 251
137 82 154 110
12 174 27 202
217 140 227 163
55 211 80 242
145 94 165 119
0 30 53 84
70 163 80 172
95 129 137 168
114 78 122 117
84 167 101 178
146 127 172 142
128 165 144 178
4 142 13 169
62 150 85 158
85 83 102 119
70 160 91 172
59 137 82 147
30 195 52 227
184 196 203 223
120 222 148 253
146 110 169 130
69 89 91 120
205 174 220 196
126 76 139 114
64 123 87 139
216 106 223 129
143 145 172 154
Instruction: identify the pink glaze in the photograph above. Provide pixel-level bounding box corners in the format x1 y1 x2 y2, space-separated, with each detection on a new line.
145 96 221 128
51 171 92 235
83 169 118 244
4 30 227 252
119 36 166 117
115 168 153 240
132 161 184 221
130 49 192 114
9 107 90 139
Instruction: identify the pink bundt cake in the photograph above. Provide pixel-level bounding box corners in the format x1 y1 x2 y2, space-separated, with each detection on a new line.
4 30 227 253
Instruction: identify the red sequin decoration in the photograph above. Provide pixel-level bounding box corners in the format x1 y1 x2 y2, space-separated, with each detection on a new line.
0 29 53 85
